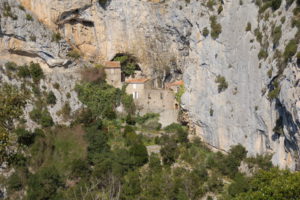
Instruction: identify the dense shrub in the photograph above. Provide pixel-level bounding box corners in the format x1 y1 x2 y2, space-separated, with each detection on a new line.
210 16 222 39
8 173 23 192
202 27 209 37
17 65 30 78
25 14 33 21
233 168 300 199
258 48 268 60
67 49 81 59
284 39 297 62
5 62 18 71
27 166 63 200
113 54 139 77
51 32 62 42
272 25 282 48
15 128 35 146
29 62 44 82
70 158 90 178
129 143 148 167
268 80 280 100
29 108 54 127
215 75 228 93
245 22 251 32
75 82 122 119
160 137 179 165
254 28 263 44
46 91 56 105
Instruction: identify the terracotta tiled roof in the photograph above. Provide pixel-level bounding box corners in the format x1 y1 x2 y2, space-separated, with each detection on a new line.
104 61 121 68
166 80 184 88
125 78 149 84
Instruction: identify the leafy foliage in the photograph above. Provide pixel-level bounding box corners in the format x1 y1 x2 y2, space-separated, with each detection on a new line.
29 108 54 128
27 166 63 200
210 16 222 39
215 75 228 93
76 82 121 119
46 91 56 105
113 54 139 77
233 168 300 200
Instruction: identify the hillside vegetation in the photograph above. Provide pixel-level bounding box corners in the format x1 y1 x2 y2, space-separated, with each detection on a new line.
1 62 300 200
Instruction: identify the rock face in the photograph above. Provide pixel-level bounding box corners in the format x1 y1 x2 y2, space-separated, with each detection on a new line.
0 0 299 169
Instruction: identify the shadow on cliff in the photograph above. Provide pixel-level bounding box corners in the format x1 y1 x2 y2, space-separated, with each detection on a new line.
273 99 300 169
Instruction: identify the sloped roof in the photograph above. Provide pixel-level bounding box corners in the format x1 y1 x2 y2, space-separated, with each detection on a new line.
104 61 121 68
125 78 149 84
166 80 184 88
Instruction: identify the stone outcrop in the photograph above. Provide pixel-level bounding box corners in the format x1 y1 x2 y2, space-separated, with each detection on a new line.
0 0 299 169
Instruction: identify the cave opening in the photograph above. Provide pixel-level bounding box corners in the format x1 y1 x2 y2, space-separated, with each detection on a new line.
111 53 141 81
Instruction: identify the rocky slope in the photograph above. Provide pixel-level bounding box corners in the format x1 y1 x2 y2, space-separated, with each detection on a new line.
0 0 299 169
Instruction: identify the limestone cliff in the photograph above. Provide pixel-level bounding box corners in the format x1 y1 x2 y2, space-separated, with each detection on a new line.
0 0 299 169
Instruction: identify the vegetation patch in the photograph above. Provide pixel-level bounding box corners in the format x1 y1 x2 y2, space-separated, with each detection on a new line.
215 75 228 93
210 16 222 39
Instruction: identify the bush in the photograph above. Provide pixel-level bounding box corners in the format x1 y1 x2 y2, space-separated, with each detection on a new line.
129 143 148 167
272 26 282 48
271 0 282 10
160 137 179 165
70 158 90 178
284 39 297 62
67 49 81 59
29 108 54 127
121 94 136 114
26 14 33 21
75 82 121 119
15 128 35 146
8 173 23 191
254 28 263 44
59 102 71 119
175 85 185 103
206 0 216 10
136 113 159 124
245 22 251 32
5 62 17 71
202 27 209 37
52 32 62 42
29 62 44 82
17 65 30 78
210 16 222 39
46 91 56 105
27 166 64 200
258 49 268 60
113 54 138 77
215 75 228 93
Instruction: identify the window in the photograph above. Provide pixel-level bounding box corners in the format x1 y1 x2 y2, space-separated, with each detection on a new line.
133 92 138 99
133 84 136 89
111 69 114 74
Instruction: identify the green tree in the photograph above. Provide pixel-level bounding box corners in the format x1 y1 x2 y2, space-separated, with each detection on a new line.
47 91 57 105
76 82 121 119
234 168 300 200
27 166 63 200
160 137 179 165
29 62 44 83
121 171 142 199
129 143 148 167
